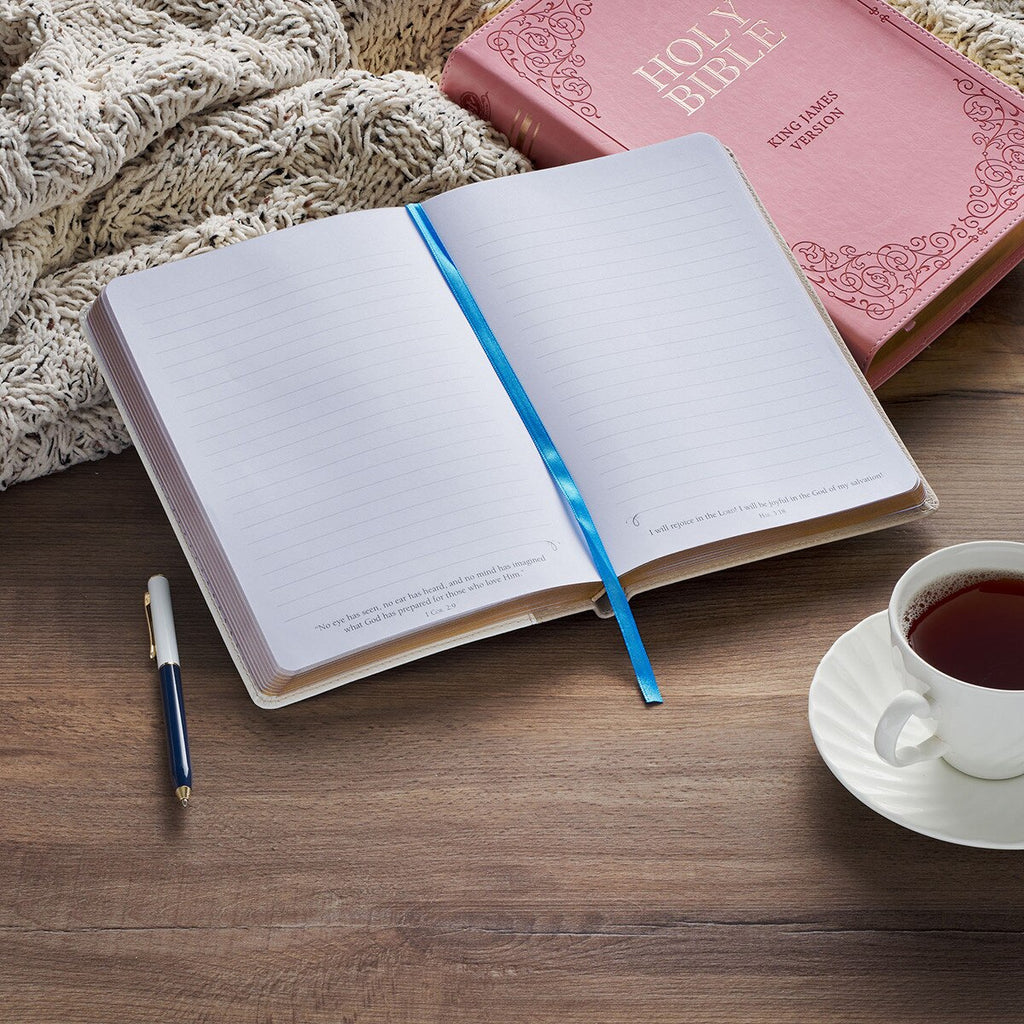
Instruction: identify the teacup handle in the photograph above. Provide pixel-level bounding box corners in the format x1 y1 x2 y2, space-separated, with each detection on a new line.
873 690 949 767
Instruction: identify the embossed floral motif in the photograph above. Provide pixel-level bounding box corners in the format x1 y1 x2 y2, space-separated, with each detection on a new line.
486 0 598 118
458 91 491 121
795 79 1024 320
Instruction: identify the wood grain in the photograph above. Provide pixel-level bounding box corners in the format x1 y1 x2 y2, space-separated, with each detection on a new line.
2 265 1024 1023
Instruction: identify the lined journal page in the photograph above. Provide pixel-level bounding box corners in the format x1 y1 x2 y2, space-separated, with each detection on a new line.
103 209 598 673
421 135 921 573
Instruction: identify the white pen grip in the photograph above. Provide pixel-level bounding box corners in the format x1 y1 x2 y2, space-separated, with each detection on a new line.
147 574 180 666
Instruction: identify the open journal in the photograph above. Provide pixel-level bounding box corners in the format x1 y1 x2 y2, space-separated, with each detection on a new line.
86 134 935 708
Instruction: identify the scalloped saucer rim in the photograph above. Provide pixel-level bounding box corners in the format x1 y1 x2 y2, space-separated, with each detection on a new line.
808 611 1024 849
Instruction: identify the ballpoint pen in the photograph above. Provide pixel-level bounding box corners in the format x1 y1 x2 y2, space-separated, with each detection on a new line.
144 575 193 808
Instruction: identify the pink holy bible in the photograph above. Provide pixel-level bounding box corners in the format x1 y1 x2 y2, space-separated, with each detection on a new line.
442 0 1024 386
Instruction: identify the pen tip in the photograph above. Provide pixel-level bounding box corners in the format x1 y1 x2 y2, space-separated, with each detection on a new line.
176 785 192 808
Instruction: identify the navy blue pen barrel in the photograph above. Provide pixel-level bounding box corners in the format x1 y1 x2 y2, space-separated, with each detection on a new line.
159 663 192 788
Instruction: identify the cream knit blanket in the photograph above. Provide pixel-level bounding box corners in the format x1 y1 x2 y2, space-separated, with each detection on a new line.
1 0 1022 490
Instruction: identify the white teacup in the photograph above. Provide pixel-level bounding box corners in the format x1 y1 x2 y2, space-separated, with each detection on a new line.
874 540 1024 780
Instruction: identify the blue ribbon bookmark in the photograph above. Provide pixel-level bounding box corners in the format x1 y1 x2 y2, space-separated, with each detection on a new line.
406 203 662 705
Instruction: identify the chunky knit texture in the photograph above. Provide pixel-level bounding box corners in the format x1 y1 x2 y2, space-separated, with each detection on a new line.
0 0 1021 489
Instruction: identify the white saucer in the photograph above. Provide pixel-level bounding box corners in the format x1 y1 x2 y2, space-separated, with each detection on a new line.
808 611 1024 849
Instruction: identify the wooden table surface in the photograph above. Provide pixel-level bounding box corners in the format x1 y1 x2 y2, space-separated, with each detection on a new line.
3 266 1024 1023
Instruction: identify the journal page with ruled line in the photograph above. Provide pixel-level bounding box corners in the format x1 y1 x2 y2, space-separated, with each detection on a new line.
102 208 599 674
420 134 922 574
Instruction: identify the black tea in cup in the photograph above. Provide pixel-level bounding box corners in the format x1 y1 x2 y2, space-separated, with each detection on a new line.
906 574 1024 690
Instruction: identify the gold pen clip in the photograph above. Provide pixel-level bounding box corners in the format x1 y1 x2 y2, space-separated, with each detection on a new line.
144 591 156 660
